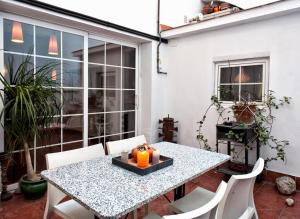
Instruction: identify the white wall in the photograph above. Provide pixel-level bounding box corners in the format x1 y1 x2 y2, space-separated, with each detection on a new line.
164 12 300 176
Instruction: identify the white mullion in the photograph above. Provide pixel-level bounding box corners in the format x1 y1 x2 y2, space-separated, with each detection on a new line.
239 66 242 102
60 31 63 151
135 47 138 136
33 24 37 172
0 16 4 153
83 35 88 147
120 46 123 138
103 42 107 146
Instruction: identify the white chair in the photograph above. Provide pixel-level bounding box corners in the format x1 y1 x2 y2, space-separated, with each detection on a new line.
106 135 147 155
144 181 227 219
43 144 105 219
169 158 264 219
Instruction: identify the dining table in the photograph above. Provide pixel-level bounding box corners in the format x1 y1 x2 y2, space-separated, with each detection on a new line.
41 142 230 219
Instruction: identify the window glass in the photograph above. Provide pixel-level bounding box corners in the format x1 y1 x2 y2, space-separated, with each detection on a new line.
123 112 135 132
106 90 121 112
36 57 61 85
88 64 104 88
4 19 33 53
220 67 239 84
63 115 83 142
63 61 83 87
123 90 135 110
36 26 61 57
241 65 263 83
88 39 105 64
122 46 136 68
106 66 121 88
123 69 135 89
63 89 83 114
219 85 239 102
241 85 263 101
88 114 104 138
105 113 121 135
106 43 121 66
88 90 104 113
62 32 84 61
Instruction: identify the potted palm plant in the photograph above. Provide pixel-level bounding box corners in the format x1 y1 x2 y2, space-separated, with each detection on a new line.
0 55 60 199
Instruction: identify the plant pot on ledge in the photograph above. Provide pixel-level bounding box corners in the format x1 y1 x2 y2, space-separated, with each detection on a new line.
233 104 257 124
20 175 47 200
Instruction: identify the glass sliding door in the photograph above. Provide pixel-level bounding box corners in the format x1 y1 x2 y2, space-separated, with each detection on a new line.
2 17 138 182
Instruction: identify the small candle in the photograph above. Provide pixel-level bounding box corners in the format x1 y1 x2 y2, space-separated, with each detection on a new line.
137 151 149 168
121 150 128 163
152 150 160 165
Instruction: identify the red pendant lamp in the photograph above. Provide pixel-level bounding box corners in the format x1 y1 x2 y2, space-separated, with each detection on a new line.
11 21 24 43
48 34 58 56
51 67 57 81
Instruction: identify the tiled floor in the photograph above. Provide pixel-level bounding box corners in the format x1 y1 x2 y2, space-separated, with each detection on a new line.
0 170 299 219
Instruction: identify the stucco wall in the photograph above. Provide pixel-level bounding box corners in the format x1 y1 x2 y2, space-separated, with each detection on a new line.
164 12 300 176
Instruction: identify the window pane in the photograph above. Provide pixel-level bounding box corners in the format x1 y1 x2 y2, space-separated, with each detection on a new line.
36 145 61 172
36 117 61 146
106 43 121 66
62 32 84 61
122 132 135 139
88 138 105 147
88 39 105 64
88 114 104 138
63 89 83 114
4 53 33 84
36 26 61 57
220 67 239 84
88 90 104 113
63 116 83 142
106 113 121 135
123 68 135 89
241 65 263 83
63 141 83 151
106 66 121 88
219 85 239 101
123 112 135 132
123 90 135 110
241 85 263 101
36 57 61 85
4 19 33 53
106 134 121 142
106 90 121 112
88 64 104 88
122 46 135 68
63 61 83 87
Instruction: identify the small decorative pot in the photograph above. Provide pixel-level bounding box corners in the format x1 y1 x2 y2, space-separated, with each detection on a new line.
20 175 47 200
233 104 257 124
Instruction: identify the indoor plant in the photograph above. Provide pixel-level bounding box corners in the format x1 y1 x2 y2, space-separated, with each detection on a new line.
197 90 291 164
0 55 60 199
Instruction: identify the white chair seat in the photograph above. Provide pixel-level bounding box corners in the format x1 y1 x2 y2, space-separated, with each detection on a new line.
169 187 215 214
144 211 163 219
54 199 94 219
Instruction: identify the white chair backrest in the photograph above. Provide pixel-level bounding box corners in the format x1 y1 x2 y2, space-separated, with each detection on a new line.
43 144 105 219
163 181 227 219
216 158 265 219
106 135 147 155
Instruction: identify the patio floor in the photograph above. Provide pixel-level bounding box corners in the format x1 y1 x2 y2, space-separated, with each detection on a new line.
0 170 299 219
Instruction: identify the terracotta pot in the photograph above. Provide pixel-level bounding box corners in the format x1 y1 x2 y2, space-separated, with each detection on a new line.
233 104 256 124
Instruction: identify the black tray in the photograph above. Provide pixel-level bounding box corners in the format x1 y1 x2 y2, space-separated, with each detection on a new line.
112 154 173 176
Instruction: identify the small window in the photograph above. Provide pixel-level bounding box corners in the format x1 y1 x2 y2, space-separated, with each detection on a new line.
215 59 268 103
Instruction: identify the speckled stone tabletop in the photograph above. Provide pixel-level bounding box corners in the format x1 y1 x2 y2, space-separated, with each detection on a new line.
41 142 230 218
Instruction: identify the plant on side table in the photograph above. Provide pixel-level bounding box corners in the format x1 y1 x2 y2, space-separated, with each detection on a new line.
196 90 291 165
0 55 60 199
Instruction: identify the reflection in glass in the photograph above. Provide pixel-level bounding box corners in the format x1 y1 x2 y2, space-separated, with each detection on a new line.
63 89 83 114
241 65 263 83
106 90 121 112
220 67 240 84
122 46 136 68
106 43 121 66
88 114 104 137
4 19 33 53
88 138 104 147
123 90 135 110
219 85 239 101
106 66 121 88
63 61 83 87
106 135 121 142
88 90 104 113
36 57 61 85
123 132 135 139
88 39 105 64
36 117 61 146
123 68 135 89
63 116 83 142
36 145 61 172
241 85 262 101
62 32 84 61
106 113 121 135
63 141 83 151
88 64 104 88
36 26 61 57
4 53 34 84
123 112 135 132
